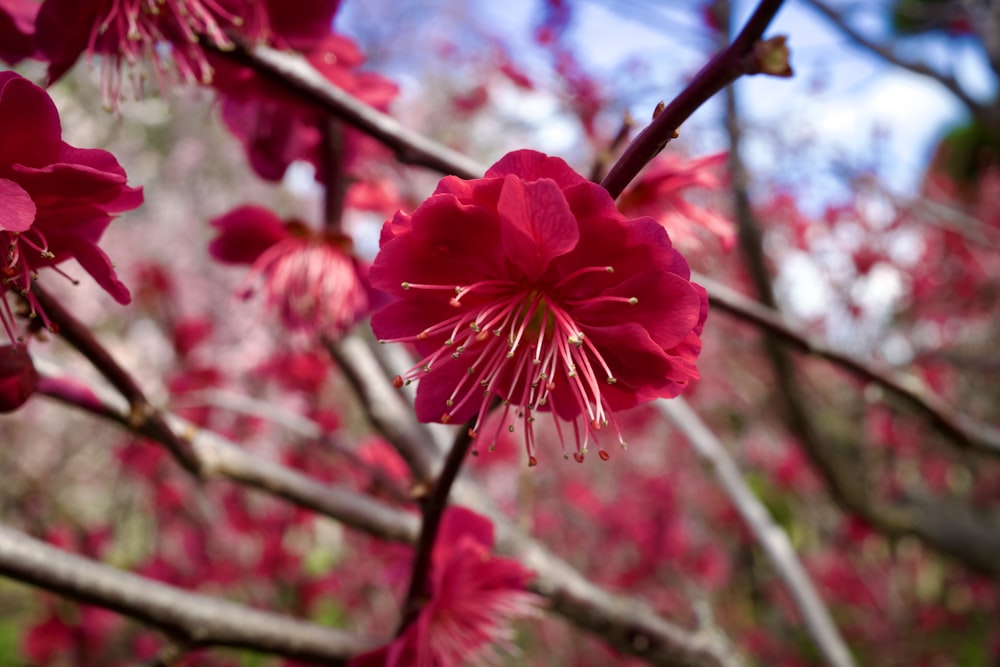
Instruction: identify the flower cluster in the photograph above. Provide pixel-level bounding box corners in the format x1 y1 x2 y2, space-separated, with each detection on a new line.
33 0 270 103
0 71 141 341
371 149 707 464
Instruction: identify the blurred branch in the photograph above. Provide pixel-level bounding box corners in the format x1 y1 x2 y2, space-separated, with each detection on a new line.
0 524 375 663
800 0 992 123
214 41 485 179
327 334 443 483
721 47 1000 577
36 366 420 545
659 398 857 667
31 285 202 475
330 333 744 667
601 0 789 199
695 271 1000 457
961 0 1000 76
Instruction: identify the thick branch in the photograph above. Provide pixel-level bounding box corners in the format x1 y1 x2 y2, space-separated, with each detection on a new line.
659 398 856 667
31 285 202 475
0 524 376 663
215 42 484 180
37 368 420 545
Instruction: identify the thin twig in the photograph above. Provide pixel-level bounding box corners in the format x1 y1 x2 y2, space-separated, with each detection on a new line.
800 0 989 122
659 398 857 667
398 421 476 633
600 0 788 199
0 523 376 663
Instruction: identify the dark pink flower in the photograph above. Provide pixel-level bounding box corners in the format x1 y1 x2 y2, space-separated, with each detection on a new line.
209 204 370 338
370 149 707 463
214 30 397 182
0 71 141 340
33 0 268 104
619 152 735 252
349 507 539 667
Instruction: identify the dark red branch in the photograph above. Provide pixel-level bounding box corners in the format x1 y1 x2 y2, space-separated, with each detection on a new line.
600 0 787 199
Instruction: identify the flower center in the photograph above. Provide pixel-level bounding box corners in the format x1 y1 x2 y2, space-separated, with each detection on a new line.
385 266 638 464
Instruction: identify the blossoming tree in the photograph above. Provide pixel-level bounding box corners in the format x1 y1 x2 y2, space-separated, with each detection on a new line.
0 0 997 665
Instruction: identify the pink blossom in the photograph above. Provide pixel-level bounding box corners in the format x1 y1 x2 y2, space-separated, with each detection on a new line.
0 71 141 341
209 204 370 338
619 152 735 252
349 507 539 667
33 0 269 104
370 149 707 463
214 29 397 182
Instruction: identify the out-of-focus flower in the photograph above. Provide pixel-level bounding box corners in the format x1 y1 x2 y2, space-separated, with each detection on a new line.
214 29 397 182
371 149 707 464
209 204 370 338
349 507 539 667
33 0 269 104
619 152 735 253
0 71 141 340
0 0 39 65
0 344 37 411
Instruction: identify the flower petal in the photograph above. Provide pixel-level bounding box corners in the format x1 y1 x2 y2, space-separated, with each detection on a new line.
0 74 61 168
0 177 35 231
497 175 579 280
208 205 289 265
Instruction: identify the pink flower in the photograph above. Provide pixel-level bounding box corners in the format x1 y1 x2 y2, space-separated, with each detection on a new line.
371 150 707 464
349 507 539 667
209 204 370 338
0 71 141 341
619 152 735 252
214 29 397 182
33 0 269 104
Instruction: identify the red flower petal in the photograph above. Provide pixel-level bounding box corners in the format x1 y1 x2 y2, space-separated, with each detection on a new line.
208 205 289 265
0 73 61 168
0 177 34 231
497 175 579 280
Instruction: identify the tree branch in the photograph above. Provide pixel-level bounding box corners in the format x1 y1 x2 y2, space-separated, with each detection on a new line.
800 0 991 123
659 398 856 667
213 41 484 180
600 0 788 199
31 285 202 475
721 58 1000 578
0 523 376 663
398 421 476 633
695 271 1000 457
36 366 420 545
